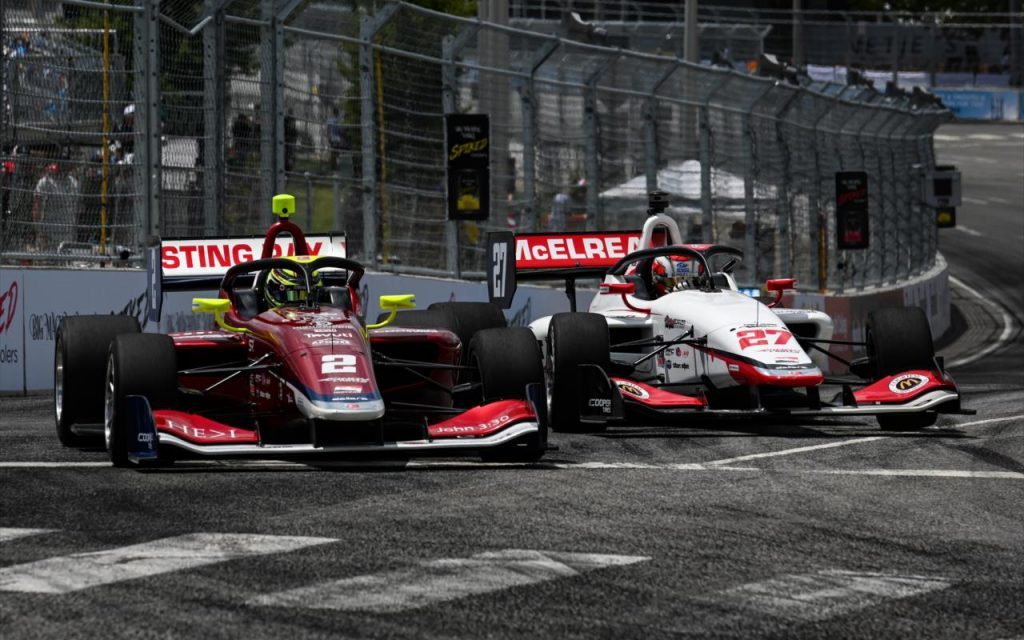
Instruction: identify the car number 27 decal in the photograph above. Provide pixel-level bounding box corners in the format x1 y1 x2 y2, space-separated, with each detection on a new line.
736 328 793 350
321 354 357 374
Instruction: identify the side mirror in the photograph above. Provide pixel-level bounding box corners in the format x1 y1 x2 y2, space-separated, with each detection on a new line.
765 278 795 292
365 294 416 333
192 297 246 333
600 282 635 295
764 278 795 308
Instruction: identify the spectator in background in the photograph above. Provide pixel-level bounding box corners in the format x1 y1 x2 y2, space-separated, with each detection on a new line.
119 104 135 154
32 150 80 252
326 107 345 171
230 113 252 167
284 109 297 172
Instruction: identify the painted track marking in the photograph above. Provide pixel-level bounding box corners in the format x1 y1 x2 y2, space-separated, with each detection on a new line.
0 528 56 543
704 437 885 466
947 275 1017 369
953 225 983 237
250 549 649 612
722 569 950 622
0 533 336 594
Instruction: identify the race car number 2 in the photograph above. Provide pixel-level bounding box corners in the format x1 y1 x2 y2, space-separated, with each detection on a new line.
736 328 793 350
321 354 357 374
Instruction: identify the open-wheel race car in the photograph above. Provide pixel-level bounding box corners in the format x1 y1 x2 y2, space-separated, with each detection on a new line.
487 192 971 433
54 195 547 467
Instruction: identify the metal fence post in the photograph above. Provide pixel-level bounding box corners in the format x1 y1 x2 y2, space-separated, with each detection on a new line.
583 54 619 232
259 0 277 227
202 1 226 236
772 89 802 279
742 84 775 287
644 61 681 194
442 26 479 278
520 40 558 233
135 0 161 243
358 4 400 267
810 97 838 292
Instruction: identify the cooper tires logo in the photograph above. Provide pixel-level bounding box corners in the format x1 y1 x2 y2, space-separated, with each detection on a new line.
615 381 649 399
888 374 928 394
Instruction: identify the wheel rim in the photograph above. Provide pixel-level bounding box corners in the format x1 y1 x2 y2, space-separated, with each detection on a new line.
103 353 115 452
54 339 64 424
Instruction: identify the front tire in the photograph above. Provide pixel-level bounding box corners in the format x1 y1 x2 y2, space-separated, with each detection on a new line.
877 411 938 431
866 307 935 378
105 334 177 467
547 313 610 433
55 315 140 447
471 327 545 462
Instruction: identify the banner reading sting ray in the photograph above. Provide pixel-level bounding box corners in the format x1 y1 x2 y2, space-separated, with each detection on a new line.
513 232 643 270
160 234 346 278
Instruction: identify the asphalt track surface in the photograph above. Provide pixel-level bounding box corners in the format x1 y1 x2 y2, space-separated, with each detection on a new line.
1 122 1022 639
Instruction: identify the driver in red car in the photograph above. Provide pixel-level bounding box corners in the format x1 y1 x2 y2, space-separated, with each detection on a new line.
263 262 324 308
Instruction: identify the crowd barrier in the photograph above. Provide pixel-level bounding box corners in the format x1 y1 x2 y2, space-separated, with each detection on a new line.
1 263 949 394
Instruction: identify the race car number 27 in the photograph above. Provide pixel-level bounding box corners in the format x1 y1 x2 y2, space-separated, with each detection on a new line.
736 328 793 350
321 354 357 374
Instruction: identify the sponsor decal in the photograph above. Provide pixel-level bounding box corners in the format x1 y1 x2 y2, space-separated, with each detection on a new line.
736 328 793 350
514 233 642 269
664 317 676 328
137 432 154 443
433 415 512 435
161 235 346 277
0 281 18 335
616 381 650 400
333 385 363 394
320 376 369 384
728 364 740 372
587 397 612 414
888 374 928 394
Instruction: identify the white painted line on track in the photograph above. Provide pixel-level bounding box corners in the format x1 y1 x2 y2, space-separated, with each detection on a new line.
250 549 649 612
0 533 336 594
933 134 960 141
0 528 56 543
956 414 1024 428
966 133 1006 140
721 570 950 622
953 225 983 237
704 437 885 466
805 468 1024 479
947 275 1017 369
962 196 989 205
987 196 1010 204
0 462 110 468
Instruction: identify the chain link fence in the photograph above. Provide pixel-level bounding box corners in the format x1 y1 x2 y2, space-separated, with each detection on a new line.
2 0 951 293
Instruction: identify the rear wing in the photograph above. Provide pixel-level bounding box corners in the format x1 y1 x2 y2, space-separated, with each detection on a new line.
486 228 744 311
487 231 642 311
144 233 346 323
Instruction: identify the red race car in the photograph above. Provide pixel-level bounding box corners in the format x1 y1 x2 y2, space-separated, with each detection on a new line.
54 195 546 467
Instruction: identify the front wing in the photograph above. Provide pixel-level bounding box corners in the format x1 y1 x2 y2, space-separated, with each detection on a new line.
124 385 547 459
578 367 969 423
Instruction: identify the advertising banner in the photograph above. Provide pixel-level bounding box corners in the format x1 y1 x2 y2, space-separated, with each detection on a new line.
835 171 870 250
445 114 490 221
0 270 25 393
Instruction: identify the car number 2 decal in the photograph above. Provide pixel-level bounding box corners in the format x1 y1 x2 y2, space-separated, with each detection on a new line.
321 354 357 374
736 328 793 350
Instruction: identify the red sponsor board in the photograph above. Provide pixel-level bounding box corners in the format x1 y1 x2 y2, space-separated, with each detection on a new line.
514 232 642 269
161 234 346 277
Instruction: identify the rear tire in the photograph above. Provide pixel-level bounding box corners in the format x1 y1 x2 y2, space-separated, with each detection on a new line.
105 334 177 467
54 315 140 447
471 327 545 462
866 307 935 378
547 313 610 433
877 411 937 431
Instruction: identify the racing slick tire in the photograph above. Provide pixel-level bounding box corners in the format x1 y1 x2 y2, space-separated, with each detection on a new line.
471 327 543 402
105 334 177 467
428 302 507 352
471 327 546 462
547 312 610 433
867 307 937 431
866 306 935 378
54 315 141 447
877 411 938 431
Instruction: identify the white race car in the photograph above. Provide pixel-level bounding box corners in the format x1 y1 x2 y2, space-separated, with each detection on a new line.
487 194 970 432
